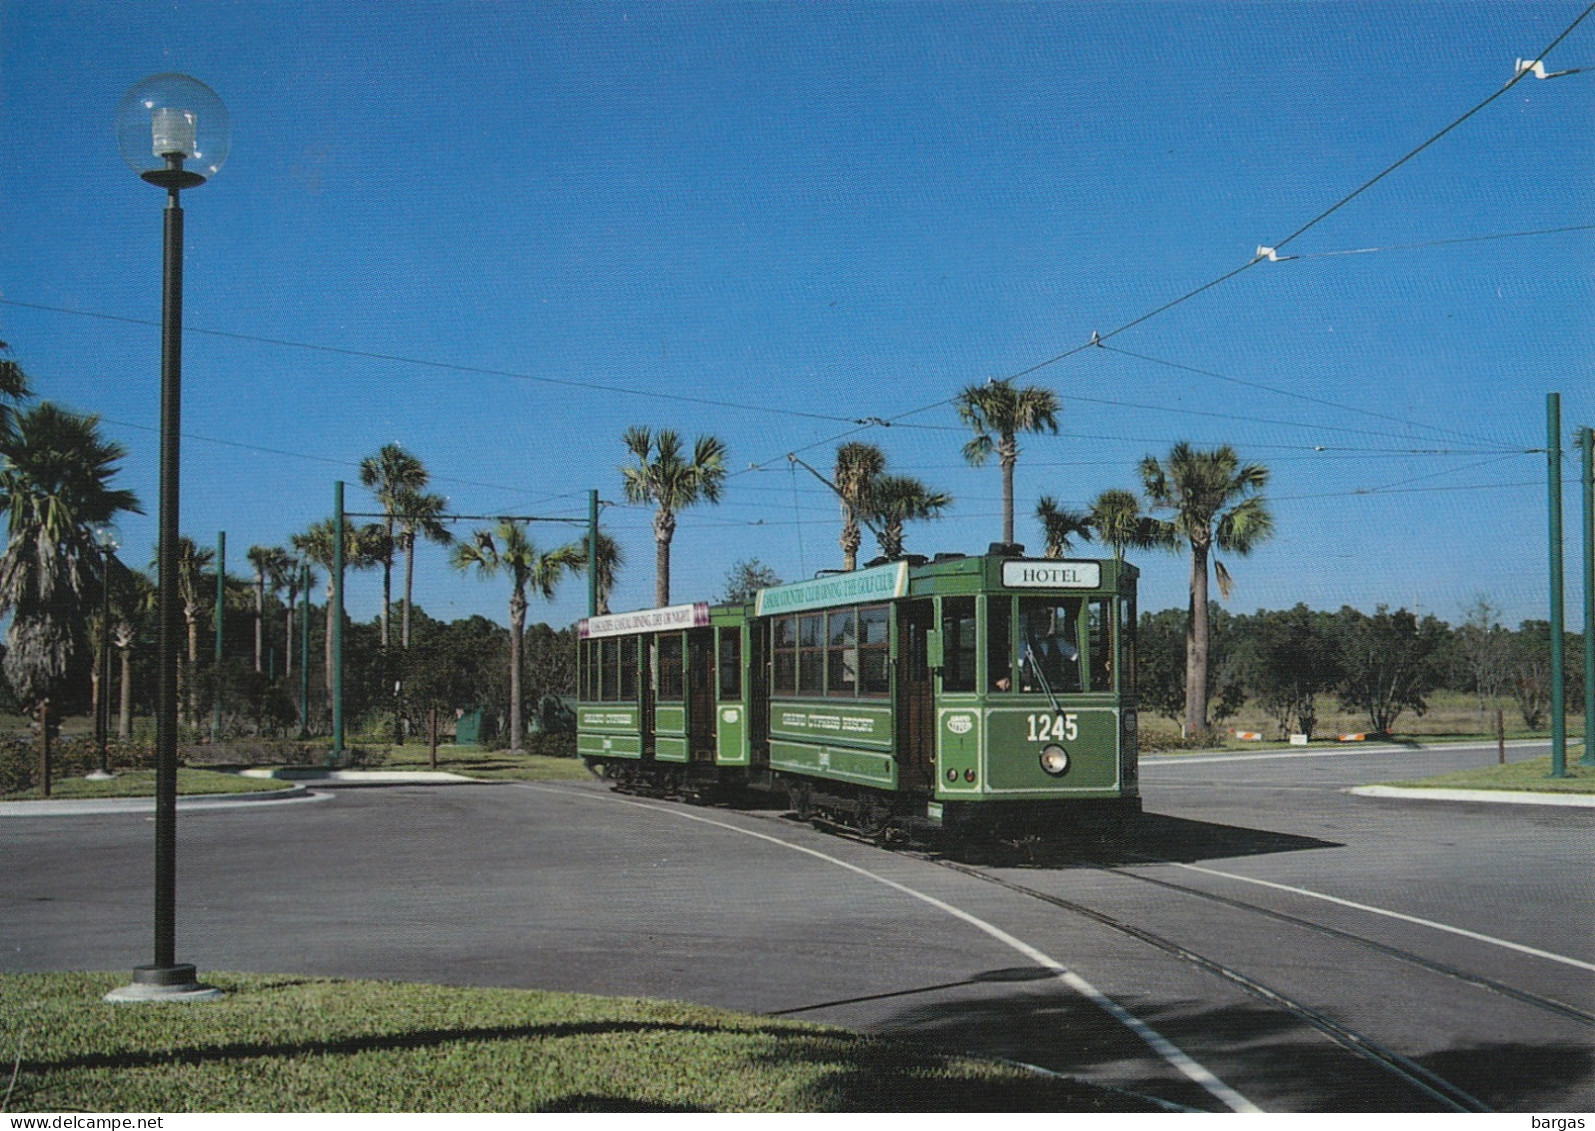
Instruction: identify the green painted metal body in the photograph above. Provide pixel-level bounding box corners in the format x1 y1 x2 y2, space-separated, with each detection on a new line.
577 551 1139 813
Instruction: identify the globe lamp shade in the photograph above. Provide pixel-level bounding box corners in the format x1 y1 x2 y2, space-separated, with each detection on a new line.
116 73 230 186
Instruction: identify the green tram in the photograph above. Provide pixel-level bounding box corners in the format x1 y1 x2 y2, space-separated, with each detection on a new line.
577 548 1139 836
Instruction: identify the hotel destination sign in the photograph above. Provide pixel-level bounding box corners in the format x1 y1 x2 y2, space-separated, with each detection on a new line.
1001 560 1102 589
580 602 710 639
756 561 909 617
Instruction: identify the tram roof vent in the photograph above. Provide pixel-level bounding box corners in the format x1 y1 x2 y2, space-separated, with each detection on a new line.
988 541 1026 558
933 552 966 563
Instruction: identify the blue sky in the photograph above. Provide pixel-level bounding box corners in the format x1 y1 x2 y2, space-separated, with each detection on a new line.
1 1 1592 633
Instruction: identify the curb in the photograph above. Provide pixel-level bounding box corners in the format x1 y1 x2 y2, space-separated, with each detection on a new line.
238 769 478 785
1349 785 1595 808
0 782 322 818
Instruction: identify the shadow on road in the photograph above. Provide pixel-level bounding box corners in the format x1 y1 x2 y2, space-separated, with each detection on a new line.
934 810 1340 868
856 972 1592 1112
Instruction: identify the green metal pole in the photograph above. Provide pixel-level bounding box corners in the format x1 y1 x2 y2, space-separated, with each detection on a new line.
332 481 345 766
1581 425 1594 768
1548 394 1566 778
212 530 224 742
588 488 599 618
298 562 310 740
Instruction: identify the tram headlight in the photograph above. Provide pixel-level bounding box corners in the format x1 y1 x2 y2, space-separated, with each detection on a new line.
1039 744 1070 776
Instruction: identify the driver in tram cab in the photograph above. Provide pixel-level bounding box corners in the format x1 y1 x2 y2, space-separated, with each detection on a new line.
1021 608 1080 693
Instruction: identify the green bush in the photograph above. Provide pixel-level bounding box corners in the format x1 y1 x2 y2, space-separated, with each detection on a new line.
0 734 159 794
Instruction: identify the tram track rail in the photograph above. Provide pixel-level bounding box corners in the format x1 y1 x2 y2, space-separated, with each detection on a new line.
1102 859 1595 1030
925 854 1496 1113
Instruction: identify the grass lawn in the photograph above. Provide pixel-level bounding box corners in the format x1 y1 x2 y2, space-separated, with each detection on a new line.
4 769 296 802
1141 689 1587 754
0 972 1154 1113
368 744 593 782
1382 755 1595 794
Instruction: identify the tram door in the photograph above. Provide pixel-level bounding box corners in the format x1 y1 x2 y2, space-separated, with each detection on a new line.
896 600 936 790
688 627 715 761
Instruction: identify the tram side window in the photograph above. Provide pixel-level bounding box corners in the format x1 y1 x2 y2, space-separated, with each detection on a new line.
579 640 591 700
772 617 796 694
798 614 824 694
1120 592 1137 696
1018 597 1083 694
657 634 684 702
1088 598 1112 692
941 596 977 693
858 605 890 696
718 627 741 699
987 597 1013 692
620 636 638 701
600 637 620 702
827 609 856 694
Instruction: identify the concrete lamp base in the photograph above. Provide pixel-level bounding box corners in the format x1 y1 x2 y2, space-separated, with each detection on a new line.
104 964 225 1003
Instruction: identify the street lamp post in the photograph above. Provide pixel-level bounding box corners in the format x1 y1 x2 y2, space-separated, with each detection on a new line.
107 73 230 1003
88 523 121 781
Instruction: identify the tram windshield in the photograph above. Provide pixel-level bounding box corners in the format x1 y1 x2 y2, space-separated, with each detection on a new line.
1018 598 1083 693
987 595 1116 695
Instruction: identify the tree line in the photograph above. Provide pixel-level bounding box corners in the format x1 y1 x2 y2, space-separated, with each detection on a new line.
1 335 1581 758
1141 599 1587 739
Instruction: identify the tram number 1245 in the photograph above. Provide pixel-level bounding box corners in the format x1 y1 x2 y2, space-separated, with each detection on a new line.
1027 713 1079 743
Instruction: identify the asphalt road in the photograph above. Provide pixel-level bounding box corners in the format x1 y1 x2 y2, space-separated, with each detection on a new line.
3 740 1590 1112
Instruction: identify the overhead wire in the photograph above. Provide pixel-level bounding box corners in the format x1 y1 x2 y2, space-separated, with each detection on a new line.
750 2 1595 469
5 5 1590 550
1092 345 1512 449
0 297 872 428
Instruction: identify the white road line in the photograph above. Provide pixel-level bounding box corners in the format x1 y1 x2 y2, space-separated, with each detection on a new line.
528 784 1260 1113
1164 862 1595 973
1141 742 1537 767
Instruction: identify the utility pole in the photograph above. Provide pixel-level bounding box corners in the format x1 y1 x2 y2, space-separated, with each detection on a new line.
588 489 599 618
212 530 225 742
1581 425 1594 768
332 480 345 766
1547 394 1566 778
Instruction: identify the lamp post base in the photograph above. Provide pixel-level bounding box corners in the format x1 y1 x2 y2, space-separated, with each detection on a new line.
104 964 225 1003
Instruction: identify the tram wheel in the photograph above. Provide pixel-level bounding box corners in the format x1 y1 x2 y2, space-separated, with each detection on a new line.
857 795 892 843
790 783 814 822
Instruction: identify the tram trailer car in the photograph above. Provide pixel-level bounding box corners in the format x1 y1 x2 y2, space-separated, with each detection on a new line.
577 547 1139 837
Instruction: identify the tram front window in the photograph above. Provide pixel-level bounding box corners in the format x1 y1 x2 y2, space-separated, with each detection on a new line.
1017 597 1083 693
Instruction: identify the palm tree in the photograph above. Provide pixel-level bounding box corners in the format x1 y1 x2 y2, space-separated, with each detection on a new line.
0 403 140 719
620 426 727 607
280 554 317 680
246 544 292 673
0 340 33 436
112 571 155 741
451 521 576 752
867 475 951 560
392 486 452 649
955 378 1060 546
834 441 886 571
291 518 386 702
160 536 215 727
1139 442 1274 736
359 444 430 648
1087 488 1162 564
1035 496 1094 559
566 528 624 616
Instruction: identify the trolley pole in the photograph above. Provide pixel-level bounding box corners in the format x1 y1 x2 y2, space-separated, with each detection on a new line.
1581 425 1594 768
332 480 345 766
212 531 225 742
1547 394 1567 778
